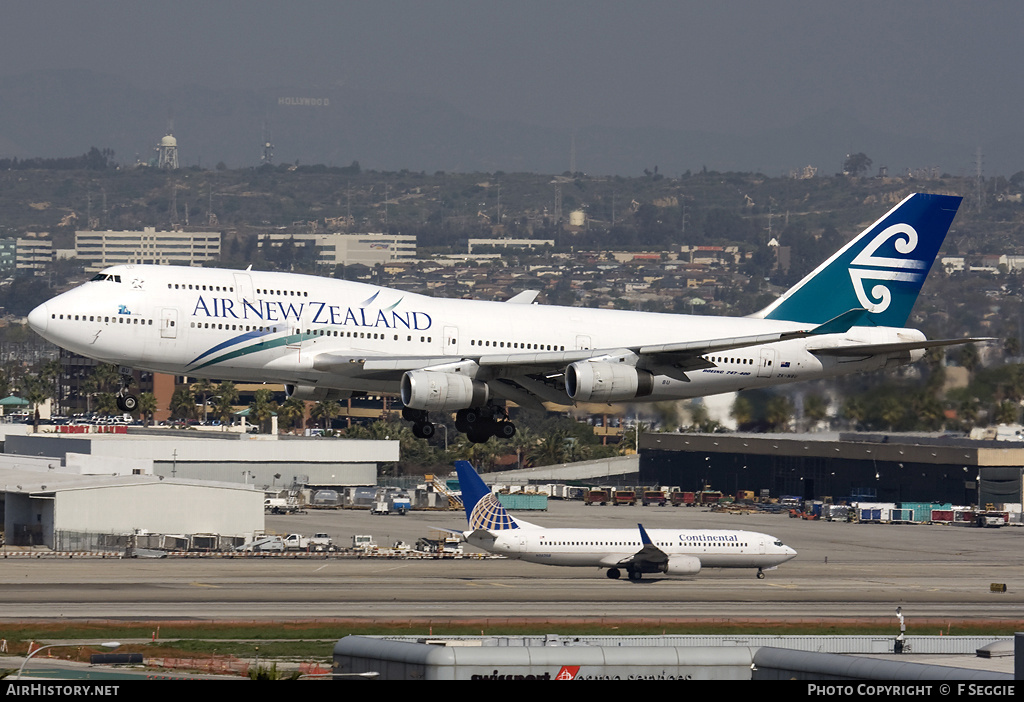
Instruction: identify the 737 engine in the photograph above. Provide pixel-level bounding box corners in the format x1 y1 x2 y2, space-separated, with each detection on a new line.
662 555 701 575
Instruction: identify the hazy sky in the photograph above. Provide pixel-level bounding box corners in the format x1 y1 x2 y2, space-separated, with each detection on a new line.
4 1 1022 172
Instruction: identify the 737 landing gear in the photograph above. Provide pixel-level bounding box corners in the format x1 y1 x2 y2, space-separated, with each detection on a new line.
115 368 138 413
606 568 621 580
756 569 766 580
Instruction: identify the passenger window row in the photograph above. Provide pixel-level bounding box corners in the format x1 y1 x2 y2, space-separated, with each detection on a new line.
303 329 433 343
256 288 307 297
470 340 565 351
191 323 277 332
168 283 234 292
51 313 152 326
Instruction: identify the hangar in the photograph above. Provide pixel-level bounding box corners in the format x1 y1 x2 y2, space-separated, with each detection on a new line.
3 432 398 489
639 431 1024 507
2 468 262 549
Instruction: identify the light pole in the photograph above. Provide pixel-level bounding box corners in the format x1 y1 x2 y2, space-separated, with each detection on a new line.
17 641 120 679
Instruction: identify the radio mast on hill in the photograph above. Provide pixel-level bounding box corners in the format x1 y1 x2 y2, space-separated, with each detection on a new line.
261 121 275 165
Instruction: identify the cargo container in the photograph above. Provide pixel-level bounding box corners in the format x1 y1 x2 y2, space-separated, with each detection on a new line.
696 490 723 506
497 493 548 511
670 491 695 507
584 488 609 506
854 502 896 523
642 490 667 506
612 489 637 506
824 505 850 522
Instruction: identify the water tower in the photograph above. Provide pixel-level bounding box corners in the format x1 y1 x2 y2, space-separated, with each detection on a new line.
156 133 179 170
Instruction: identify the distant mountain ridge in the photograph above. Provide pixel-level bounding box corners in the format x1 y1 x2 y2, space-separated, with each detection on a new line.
0 69 1010 177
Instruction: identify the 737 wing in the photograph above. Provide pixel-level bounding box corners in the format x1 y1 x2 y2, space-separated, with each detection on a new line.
599 523 669 570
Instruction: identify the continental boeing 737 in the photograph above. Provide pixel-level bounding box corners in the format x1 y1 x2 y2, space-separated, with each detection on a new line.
454 461 796 580
27 193 983 441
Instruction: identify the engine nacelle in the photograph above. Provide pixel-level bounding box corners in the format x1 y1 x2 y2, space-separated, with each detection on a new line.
400 371 489 411
285 384 351 403
662 555 702 576
565 361 654 403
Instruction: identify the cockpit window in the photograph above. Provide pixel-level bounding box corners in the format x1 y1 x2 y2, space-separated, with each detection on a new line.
90 274 122 283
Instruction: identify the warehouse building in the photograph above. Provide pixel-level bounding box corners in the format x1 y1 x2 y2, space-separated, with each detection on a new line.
4 433 398 489
639 431 1024 507
2 468 262 549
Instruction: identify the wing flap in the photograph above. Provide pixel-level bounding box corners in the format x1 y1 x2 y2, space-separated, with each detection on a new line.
810 337 994 357
616 524 668 568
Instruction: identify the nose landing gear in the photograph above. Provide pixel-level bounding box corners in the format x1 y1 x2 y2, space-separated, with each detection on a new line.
115 367 138 413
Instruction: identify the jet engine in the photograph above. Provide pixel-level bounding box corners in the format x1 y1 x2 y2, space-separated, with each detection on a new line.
285 384 351 403
400 371 489 411
565 361 654 403
662 555 701 575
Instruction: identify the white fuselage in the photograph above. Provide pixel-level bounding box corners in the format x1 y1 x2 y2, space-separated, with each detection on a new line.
27 264 924 402
469 526 797 570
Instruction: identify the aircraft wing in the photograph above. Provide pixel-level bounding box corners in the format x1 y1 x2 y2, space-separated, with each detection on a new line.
614 524 669 569
309 309 867 405
809 336 995 357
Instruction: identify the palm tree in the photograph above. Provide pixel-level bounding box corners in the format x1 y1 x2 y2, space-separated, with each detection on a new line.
842 396 866 430
95 392 120 416
39 359 63 416
528 429 569 467
22 374 50 433
137 392 158 426
169 386 197 422
277 397 307 434
309 399 339 431
213 381 240 426
192 378 216 423
509 425 538 469
803 394 829 431
765 395 794 432
247 388 278 433
731 395 754 429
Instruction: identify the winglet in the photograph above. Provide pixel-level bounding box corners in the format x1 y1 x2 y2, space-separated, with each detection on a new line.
638 523 653 545
808 308 870 335
505 290 540 305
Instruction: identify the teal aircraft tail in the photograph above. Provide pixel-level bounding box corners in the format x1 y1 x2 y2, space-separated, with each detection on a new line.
753 193 962 326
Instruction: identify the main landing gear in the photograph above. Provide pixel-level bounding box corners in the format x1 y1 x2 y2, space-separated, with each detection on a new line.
605 568 642 581
401 406 517 443
115 367 138 413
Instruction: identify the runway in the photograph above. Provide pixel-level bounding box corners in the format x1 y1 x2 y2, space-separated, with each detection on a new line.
1 501 1020 623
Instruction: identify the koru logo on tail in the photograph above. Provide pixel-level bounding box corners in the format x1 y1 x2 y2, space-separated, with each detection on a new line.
848 223 927 313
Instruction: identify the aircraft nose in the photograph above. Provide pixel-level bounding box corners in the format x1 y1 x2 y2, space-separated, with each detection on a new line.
27 302 49 335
